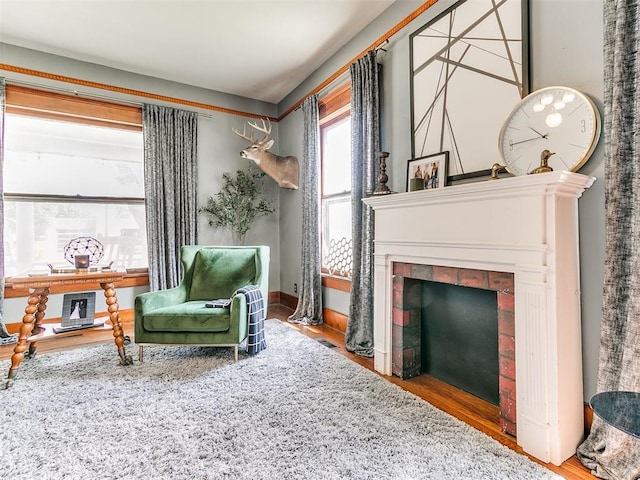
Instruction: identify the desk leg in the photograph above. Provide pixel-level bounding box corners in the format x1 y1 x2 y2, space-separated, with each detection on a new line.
29 288 49 357
4 287 49 389
101 282 133 366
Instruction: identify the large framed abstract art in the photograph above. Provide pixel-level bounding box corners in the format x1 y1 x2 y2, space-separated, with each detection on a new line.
410 0 529 179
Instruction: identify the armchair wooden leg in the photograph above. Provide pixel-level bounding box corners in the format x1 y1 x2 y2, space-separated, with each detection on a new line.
234 345 238 362
139 345 144 363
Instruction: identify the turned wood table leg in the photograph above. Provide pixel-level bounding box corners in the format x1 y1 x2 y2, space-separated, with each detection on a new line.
28 288 49 358
5 287 48 389
101 282 133 366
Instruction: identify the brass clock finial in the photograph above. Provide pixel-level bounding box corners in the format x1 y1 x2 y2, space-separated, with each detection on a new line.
530 149 555 174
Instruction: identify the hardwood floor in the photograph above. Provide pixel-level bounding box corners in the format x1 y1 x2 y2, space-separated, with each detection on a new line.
1 304 596 479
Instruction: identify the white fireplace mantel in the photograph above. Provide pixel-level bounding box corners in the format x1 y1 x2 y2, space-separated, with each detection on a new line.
364 171 595 465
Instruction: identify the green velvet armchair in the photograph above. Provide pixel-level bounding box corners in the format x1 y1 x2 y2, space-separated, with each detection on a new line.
134 245 269 361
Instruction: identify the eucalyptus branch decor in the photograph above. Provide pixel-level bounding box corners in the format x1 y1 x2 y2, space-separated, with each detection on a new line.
200 166 275 245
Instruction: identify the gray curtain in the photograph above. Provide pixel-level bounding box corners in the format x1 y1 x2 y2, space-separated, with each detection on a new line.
345 50 380 356
577 2 640 479
142 104 198 291
288 95 323 325
0 77 16 343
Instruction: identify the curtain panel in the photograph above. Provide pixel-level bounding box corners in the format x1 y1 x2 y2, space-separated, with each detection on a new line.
142 104 198 291
345 50 380 357
577 1 640 478
288 95 323 325
0 78 17 342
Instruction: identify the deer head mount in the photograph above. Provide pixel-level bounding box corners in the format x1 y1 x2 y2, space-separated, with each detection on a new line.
232 118 299 190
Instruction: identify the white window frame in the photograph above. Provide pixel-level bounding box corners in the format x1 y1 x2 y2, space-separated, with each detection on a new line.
319 82 352 283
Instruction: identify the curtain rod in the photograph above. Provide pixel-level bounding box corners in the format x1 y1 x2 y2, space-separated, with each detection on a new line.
4 77 214 118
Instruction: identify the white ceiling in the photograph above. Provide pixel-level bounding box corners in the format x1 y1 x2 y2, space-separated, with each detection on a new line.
0 0 396 104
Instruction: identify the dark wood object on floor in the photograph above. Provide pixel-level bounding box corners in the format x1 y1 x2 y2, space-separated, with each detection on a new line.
3 270 134 388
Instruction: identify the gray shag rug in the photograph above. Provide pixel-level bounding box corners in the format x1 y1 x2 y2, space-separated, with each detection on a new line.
1 320 563 480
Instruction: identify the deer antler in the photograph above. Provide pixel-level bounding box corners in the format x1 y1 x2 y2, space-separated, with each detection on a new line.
247 118 272 142
232 124 257 144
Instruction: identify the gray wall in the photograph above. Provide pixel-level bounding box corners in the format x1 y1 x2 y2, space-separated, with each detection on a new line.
276 0 605 400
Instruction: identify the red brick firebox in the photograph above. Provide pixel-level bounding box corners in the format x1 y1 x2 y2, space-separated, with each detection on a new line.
392 262 516 436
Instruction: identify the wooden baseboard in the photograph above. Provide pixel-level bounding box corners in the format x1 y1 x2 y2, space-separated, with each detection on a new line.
273 292 348 333
323 308 347 332
268 291 280 306
279 291 298 310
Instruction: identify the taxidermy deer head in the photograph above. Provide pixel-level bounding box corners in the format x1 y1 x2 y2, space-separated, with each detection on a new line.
232 118 299 190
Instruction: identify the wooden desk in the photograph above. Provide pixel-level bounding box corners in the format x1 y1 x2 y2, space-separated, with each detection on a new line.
4 271 134 388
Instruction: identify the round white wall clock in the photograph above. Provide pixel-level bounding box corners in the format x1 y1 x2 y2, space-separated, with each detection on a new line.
498 86 601 176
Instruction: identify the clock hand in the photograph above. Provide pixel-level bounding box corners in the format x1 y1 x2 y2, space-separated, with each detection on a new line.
528 126 549 139
510 136 543 146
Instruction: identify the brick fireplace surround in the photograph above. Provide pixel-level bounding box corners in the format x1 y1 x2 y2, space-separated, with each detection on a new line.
392 262 516 435
364 171 594 465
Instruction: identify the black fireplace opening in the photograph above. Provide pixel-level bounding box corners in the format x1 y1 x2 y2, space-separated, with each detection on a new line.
421 281 499 405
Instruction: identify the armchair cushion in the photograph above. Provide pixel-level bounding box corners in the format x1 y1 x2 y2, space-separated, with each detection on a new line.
143 301 230 333
189 248 257 300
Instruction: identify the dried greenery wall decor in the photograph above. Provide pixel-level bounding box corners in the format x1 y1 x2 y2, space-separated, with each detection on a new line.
200 166 276 245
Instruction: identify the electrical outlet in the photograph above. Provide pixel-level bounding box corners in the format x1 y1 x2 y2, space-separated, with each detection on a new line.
293 283 298 293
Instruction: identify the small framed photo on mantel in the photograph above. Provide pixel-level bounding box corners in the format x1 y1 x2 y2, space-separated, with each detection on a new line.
407 151 449 192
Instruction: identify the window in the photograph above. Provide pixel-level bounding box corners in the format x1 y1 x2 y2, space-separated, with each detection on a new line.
319 82 352 278
3 86 147 276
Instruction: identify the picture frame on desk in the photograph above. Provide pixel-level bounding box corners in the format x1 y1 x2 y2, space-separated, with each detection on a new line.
407 151 449 192
61 292 96 327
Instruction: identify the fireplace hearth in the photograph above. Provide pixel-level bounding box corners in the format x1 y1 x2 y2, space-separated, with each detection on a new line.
364 171 594 465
